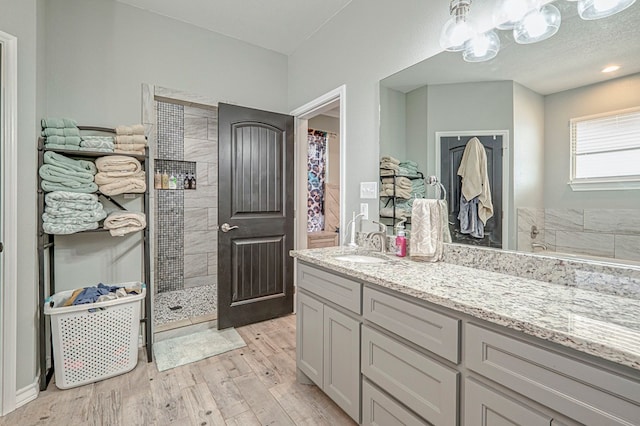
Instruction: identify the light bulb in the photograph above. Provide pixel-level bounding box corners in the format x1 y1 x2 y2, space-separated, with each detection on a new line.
514 4 561 44
440 17 474 51
578 0 636 20
463 30 500 62
522 11 547 37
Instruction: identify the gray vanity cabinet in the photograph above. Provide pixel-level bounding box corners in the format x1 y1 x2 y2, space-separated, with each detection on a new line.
296 263 362 423
464 378 552 426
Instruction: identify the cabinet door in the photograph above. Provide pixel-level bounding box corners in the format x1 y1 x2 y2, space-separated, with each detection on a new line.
362 379 428 426
465 378 552 426
296 292 324 386
324 304 361 423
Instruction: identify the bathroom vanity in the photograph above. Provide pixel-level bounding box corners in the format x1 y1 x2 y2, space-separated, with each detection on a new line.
291 246 640 425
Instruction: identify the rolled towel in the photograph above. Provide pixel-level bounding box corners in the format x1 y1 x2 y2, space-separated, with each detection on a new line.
41 118 77 129
380 155 400 165
381 176 412 188
103 211 147 236
44 151 97 175
45 135 82 146
45 191 98 203
44 205 105 219
380 169 397 176
43 210 107 224
45 199 103 211
39 164 95 184
380 161 399 170
98 178 146 196
41 128 80 137
95 155 142 174
41 180 98 193
115 135 146 145
95 170 144 184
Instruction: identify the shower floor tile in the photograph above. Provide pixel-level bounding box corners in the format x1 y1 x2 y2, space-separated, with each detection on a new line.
154 285 217 327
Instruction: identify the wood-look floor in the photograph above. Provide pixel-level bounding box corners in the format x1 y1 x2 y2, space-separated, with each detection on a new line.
2 314 356 426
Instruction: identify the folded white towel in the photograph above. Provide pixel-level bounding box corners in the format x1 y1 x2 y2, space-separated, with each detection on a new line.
98 178 146 196
410 199 443 262
95 170 145 184
115 124 145 136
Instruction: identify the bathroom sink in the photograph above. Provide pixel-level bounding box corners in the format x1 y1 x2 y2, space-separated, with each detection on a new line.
333 253 388 264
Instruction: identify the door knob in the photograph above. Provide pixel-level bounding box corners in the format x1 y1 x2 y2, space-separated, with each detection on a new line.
220 223 239 233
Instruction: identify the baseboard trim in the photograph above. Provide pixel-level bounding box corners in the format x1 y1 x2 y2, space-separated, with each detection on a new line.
15 378 39 408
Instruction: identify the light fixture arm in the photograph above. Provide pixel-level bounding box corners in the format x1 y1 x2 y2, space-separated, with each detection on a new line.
450 0 472 21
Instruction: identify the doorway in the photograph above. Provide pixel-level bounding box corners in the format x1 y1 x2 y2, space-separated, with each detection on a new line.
291 86 346 251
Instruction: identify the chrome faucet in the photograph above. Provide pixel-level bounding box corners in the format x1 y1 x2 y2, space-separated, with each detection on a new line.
366 220 388 254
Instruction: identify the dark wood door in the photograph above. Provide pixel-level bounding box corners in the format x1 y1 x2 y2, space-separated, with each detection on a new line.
217 103 294 329
440 135 503 248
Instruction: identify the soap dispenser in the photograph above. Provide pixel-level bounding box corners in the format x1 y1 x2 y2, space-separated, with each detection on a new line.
395 222 407 257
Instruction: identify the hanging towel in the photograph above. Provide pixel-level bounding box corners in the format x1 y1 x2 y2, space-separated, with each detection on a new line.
458 195 484 238
438 199 452 243
456 137 493 224
410 199 443 262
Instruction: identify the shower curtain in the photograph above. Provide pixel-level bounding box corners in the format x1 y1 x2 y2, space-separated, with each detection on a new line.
307 129 327 232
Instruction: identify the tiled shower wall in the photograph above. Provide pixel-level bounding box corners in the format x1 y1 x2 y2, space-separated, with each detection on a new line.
155 100 219 293
517 208 640 261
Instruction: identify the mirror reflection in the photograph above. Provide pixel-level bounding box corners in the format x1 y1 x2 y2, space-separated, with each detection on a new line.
379 3 640 263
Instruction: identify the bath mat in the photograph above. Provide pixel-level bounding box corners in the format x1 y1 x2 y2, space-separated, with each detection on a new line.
153 328 246 372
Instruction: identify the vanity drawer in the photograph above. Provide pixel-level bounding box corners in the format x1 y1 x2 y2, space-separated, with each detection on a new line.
465 323 640 426
362 379 428 426
362 325 458 426
297 263 361 314
363 286 460 363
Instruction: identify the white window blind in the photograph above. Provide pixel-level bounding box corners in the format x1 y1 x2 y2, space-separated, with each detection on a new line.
570 107 640 182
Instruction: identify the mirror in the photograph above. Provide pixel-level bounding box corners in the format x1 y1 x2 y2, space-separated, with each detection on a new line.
379 2 640 263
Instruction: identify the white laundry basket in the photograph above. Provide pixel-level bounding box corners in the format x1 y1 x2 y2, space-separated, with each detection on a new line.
44 282 146 389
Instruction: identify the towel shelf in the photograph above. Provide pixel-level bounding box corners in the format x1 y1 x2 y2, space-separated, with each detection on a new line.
37 127 153 391
379 171 424 232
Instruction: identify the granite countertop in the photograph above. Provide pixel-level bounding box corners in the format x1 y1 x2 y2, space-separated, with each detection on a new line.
291 246 640 372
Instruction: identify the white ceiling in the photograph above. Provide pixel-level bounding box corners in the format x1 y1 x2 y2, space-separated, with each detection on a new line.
114 0 353 55
382 3 640 96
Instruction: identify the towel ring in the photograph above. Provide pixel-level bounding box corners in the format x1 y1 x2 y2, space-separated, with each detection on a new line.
426 176 447 201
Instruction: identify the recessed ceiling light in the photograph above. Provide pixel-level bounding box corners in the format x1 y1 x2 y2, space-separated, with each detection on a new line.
602 65 621 73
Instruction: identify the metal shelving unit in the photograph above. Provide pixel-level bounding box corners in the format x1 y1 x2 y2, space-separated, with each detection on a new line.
37 127 152 391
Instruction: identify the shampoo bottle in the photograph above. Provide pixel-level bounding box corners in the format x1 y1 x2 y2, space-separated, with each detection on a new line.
168 173 177 190
154 170 162 189
395 223 407 257
161 171 169 189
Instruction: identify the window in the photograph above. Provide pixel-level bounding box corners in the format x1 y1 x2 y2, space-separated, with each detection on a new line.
570 107 640 191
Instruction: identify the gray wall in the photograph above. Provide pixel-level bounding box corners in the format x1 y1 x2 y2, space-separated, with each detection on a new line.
0 0 39 391
379 86 407 161
288 0 449 220
45 1 288 290
405 86 429 174
544 73 640 209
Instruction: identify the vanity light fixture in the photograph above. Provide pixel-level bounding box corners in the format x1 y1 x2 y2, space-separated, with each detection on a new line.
439 0 474 52
513 3 561 44
463 30 501 62
602 64 621 72
578 0 636 20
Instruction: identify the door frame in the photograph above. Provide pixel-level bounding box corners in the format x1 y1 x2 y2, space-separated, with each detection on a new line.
0 29 19 416
435 130 511 250
290 85 346 251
